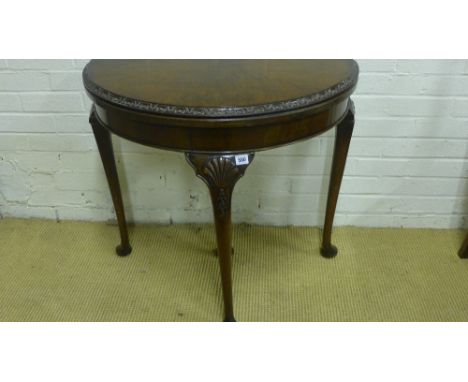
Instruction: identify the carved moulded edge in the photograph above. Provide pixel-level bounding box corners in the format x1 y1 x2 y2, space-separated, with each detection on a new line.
82 61 359 118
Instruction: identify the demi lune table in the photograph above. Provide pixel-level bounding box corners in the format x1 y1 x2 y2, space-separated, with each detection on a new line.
83 59 359 321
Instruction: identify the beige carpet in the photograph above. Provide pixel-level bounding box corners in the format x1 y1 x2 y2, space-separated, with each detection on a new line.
0 218 467 321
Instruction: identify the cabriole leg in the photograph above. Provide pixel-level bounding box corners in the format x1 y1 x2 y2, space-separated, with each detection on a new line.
321 101 355 258
186 152 254 322
89 106 132 256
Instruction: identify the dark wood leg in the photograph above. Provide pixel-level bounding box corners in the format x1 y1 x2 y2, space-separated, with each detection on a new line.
320 101 355 258
458 233 468 258
212 247 234 257
89 106 132 256
186 152 254 322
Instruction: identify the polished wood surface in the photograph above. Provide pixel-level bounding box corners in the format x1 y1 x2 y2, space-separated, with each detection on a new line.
90 100 349 153
84 59 358 321
321 102 355 258
186 153 255 322
84 59 357 153
89 107 132 257
84 59 358 116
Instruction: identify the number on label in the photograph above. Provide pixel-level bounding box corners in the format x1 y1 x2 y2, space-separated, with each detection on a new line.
235 155 249 165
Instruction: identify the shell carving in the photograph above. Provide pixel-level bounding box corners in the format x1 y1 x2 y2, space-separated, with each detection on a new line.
203 157 240 188
202 157 242 216
185 153 254 217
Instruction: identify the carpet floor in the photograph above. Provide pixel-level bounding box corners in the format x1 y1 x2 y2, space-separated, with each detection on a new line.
0 218 467 321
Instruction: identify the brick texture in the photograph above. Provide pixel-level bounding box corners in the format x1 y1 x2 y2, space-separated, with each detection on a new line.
0 59 467 228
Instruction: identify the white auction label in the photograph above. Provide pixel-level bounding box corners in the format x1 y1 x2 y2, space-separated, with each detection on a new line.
234 154 249 165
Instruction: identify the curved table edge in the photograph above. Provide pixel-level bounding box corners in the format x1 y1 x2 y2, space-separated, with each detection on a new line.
82 60 359 119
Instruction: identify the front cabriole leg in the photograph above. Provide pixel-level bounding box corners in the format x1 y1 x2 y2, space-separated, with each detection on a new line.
186 152 254 322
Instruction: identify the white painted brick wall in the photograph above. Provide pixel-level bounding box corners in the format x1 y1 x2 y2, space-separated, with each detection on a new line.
0 59 468 228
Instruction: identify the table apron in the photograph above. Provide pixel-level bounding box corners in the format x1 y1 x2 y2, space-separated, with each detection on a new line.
93 97 350 153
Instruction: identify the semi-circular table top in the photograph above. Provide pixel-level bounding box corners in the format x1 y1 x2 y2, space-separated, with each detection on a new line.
84 59 358 118
83 59 358 153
